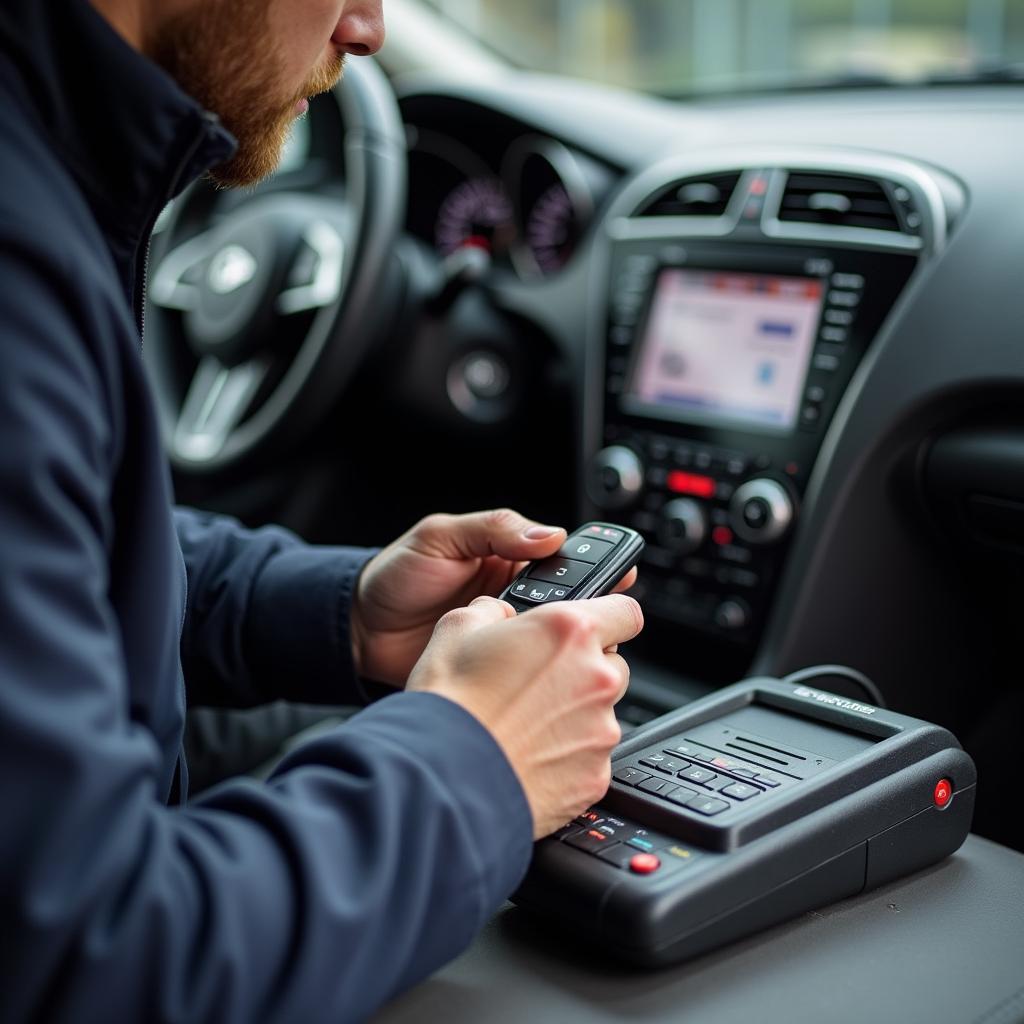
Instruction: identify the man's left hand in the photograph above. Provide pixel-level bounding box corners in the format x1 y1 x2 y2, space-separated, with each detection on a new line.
349 509 637 686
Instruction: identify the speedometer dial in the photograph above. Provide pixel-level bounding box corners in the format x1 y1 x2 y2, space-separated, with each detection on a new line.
526 183 582 276
435 178 515 257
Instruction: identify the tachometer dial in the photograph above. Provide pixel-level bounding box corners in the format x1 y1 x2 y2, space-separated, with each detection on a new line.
435 178 515 257
503 136 596 279
526 183 582 276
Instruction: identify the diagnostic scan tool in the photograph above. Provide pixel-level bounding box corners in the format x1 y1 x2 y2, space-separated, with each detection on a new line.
513 676 976 966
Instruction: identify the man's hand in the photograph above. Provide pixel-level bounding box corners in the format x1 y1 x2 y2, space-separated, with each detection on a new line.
407 593 644 839
350 509 637 687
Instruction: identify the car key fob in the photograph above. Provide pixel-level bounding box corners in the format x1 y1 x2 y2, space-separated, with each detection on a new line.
499 522 644 612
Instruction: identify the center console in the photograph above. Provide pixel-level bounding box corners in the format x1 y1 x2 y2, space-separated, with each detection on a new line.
582 150 952 674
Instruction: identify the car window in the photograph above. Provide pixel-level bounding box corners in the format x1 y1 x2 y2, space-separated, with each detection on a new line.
419 0 1024 95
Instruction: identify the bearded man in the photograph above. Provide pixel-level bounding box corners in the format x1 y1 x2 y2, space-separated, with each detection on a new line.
0 2 642 1021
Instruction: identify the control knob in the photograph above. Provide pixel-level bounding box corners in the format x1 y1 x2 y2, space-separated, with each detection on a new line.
730 479 794 545
587 446 644 510
658 498 708 555
714 598 751 632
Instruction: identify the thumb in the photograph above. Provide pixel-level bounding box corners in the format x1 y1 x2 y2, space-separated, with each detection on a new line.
415 509 567 563
467 595 519 623
432 595 517 643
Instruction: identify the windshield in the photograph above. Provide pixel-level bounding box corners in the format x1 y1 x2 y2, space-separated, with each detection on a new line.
419 0 1024 95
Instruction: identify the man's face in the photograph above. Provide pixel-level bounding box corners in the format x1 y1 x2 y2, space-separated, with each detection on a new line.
147 0 385 188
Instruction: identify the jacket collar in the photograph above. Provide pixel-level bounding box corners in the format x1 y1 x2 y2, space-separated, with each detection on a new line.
0 0 236 277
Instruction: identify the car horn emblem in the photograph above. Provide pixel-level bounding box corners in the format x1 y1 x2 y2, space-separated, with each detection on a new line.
207 244 258 295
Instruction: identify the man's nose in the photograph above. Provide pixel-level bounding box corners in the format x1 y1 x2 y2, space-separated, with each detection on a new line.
332 0 385 56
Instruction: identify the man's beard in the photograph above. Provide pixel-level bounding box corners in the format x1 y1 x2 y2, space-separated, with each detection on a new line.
146 2 344 188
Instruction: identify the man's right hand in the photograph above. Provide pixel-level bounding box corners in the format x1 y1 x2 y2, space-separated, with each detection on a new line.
406 593 644 839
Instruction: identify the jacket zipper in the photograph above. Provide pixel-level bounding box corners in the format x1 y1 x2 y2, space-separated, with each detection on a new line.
133 114 223 347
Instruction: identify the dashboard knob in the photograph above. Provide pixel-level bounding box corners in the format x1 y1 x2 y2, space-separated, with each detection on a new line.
587 445 644 509
658 498 708 555
730 479 794 545
714 598 750 631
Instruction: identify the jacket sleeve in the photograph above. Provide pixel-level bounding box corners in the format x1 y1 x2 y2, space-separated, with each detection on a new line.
174 506 378 708
0 235 534 1024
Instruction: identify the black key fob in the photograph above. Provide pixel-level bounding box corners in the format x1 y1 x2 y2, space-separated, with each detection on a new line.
499 522 644 612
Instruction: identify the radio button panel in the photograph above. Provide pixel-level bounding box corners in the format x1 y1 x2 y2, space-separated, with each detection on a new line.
591 235 918 653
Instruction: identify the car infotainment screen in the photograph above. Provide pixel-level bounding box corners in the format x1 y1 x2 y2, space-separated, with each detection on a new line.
622 268 825 432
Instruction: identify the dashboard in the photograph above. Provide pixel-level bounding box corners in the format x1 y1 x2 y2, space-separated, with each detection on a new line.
387 77 1024 855
184 71 1024 858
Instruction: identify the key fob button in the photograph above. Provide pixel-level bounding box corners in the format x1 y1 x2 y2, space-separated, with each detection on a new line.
511 581 559 603
528 558 592 587
559 537 614 564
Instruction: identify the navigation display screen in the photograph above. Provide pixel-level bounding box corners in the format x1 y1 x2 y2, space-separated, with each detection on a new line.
623 268 824 432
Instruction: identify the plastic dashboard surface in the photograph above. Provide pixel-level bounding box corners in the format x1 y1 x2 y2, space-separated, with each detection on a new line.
371 834 1024 1024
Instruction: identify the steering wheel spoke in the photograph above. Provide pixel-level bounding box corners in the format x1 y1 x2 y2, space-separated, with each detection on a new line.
276 220 346 315
149 229 220 312
173 356 271 463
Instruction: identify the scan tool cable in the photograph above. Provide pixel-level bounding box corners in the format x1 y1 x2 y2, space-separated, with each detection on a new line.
782 664 887 709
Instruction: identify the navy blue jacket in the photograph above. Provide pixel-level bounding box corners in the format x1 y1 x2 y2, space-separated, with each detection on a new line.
0 3 532 1021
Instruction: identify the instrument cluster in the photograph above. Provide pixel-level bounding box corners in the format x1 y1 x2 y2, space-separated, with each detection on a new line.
404 126 605 279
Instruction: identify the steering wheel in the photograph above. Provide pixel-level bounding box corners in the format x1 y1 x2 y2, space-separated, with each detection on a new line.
145 56 407 473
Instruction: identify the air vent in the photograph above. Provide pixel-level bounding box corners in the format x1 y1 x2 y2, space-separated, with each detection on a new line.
636 171 742 218
778 171 905 232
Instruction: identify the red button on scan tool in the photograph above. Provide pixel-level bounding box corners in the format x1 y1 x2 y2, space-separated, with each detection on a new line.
934 778 953 808
629 853 661 875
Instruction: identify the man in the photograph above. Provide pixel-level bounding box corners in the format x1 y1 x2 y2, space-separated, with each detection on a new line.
0 1 643 1021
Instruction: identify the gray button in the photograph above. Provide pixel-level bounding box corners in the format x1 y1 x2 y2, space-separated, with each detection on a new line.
831 272 865 289
722 782 760 801
688 796 730 816
511 581 557 603
613 766 651 787
825 309 854 326
679 765 718 786
528 557 592 587
700 776 734 793
638 777 677 797
665 786 699 807
560 536 614 564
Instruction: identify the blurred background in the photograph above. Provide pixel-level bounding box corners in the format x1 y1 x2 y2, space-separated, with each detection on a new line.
422 0 1024 94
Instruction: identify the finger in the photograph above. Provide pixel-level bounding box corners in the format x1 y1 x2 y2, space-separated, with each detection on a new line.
536 592 644 650
605 651 631 703
433 595 517 641
414 509 567 563
610 567 639 594
585 594 644 649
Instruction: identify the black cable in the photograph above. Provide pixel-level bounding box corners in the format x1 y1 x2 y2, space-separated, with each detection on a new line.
781 664 887 709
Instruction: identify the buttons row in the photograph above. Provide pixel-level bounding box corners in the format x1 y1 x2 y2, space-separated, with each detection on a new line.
554 809 702 876
665 743 787 788
604 427 779 480
508 529 623 605
613 747 787 814
801 273 862 413
614 766 732 816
